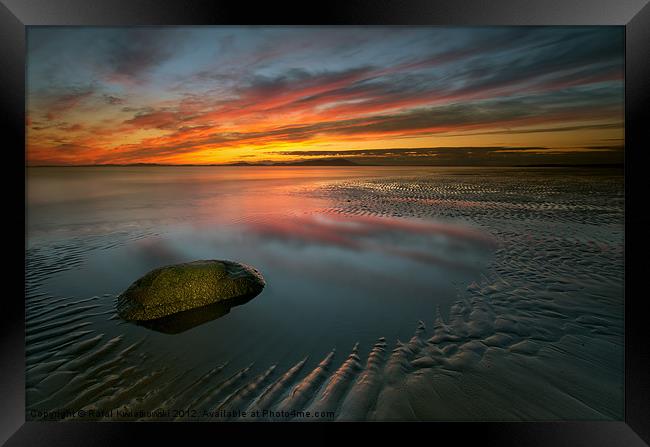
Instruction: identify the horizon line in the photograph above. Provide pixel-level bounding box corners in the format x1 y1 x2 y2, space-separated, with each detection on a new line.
26 162 625 168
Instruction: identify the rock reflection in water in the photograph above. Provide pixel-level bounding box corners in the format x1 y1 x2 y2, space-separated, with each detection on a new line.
135 293 258 334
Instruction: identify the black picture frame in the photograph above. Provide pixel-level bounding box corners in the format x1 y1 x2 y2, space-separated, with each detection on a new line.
2 1 649 445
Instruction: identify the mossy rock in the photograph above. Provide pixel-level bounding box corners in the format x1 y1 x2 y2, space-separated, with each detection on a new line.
116 260 265 321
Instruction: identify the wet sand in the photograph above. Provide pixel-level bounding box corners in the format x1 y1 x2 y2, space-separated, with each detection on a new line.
25 166 623 421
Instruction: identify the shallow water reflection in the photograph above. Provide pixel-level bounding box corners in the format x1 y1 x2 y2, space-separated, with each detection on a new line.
245 213 495 270
137 293 258 334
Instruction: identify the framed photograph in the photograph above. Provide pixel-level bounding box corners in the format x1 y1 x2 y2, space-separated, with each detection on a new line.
2 0 649 445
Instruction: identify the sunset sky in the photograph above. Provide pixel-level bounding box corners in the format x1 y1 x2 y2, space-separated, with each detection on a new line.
26 26 624 166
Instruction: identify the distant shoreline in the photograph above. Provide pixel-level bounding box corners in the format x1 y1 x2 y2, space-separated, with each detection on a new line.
26 163 624 168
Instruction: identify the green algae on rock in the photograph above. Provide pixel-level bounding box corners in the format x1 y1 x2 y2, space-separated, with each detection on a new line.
116 260 265 321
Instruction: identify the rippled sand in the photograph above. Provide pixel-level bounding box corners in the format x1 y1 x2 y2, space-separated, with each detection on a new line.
25 167 623 421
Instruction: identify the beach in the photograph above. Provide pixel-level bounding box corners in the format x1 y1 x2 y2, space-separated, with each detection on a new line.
25 166 624 421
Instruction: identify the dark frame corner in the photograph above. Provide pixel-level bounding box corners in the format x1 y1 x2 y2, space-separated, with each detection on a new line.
2 1 649 445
